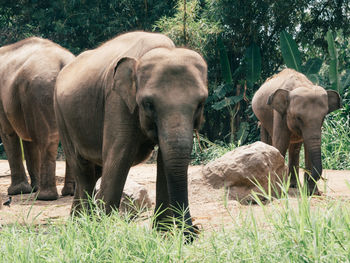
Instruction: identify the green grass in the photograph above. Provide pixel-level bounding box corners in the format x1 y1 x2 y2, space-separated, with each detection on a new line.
191 135 237 165
321 110 350 170
2 187 350 262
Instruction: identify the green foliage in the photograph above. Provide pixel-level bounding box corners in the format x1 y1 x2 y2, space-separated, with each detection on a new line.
321 110 350 170
217 35 233 84
154 0 221 57
280 30 302 72
279 30 323 84
245 42 262 88
191 135 236 165
327 30 341 92
0 1 177 54
302 58 323 75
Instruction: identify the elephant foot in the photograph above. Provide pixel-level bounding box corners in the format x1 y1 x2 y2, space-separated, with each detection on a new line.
30 183 39 193
290 182 298 188
61 182 75 196
306 182 321 196
37 187 59 200
8 181 33 195
184 224 200 244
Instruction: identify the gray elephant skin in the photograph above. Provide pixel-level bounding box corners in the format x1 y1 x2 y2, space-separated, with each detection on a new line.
0 37 75 200
54 32 208 234
252 68 341 194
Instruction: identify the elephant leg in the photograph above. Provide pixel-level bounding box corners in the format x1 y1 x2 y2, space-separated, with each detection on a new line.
61 160 75 196
303 145 320 195
97 138 140 215
153 149 172 229
70 156 98 214
23 141 40 192
36 139 59 200
272 113 290 157
1 131 32 195
260 125 272 145
288 142 302 188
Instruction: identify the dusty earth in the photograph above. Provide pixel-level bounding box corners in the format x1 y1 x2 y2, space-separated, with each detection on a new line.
1 160 350 230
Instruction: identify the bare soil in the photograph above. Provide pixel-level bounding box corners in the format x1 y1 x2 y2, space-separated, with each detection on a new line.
1 160 350 230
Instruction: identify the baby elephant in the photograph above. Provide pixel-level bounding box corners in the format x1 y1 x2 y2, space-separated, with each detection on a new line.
252 69 341 194
0 37 75 200
54 31 208 236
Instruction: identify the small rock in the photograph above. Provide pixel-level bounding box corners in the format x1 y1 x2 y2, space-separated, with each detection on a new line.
202 141 287 203
95 177 152 213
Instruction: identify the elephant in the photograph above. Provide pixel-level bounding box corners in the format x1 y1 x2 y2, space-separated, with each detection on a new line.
54 31 208 235
252 68 341 194
0 37 75 200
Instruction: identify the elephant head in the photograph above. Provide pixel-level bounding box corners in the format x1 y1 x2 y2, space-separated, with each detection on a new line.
111 47 208 230
268 86 341 192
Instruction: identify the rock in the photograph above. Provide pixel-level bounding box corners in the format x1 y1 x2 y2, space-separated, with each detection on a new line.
95 177 152 213
202 141 287 204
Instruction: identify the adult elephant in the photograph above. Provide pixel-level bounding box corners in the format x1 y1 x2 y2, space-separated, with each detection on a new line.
252 69 341 194
54 32 208 235
0 37 75 200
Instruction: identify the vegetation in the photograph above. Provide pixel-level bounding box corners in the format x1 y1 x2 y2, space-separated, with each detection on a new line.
322 111 350 170
0 2 349 261
2 184 350 262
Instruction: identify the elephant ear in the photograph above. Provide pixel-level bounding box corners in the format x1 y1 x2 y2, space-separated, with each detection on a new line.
267 89 289 115
326 90 342 113
113 57 137 114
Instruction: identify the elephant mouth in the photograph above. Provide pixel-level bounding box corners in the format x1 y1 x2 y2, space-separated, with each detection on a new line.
144 125 158 143
290 133 303 143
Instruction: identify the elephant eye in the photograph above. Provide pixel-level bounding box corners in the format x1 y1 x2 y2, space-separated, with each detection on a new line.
143 100 154 113
296 116 303 123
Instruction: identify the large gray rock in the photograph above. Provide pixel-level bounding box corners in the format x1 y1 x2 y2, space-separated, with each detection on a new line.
202 141 287 203
95 177 152 213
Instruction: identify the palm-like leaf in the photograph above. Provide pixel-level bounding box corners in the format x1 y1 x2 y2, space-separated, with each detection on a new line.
327 30 340 92
245 42 261 88
280 30 302 72
217 35 233 84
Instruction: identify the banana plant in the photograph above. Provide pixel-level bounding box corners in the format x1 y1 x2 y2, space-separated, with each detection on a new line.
280 30 302 72
245 42 261 89
327 30 341 93
279 30 323 84
213 35 261 143
213 38 261 110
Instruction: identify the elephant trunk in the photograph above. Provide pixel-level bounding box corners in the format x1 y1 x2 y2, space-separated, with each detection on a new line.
157 116 194 229
304 134 322 194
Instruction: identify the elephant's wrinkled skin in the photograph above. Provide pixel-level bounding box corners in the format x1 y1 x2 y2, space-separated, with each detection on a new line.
0 37 75 200
54 32 208 234
252 69 341 194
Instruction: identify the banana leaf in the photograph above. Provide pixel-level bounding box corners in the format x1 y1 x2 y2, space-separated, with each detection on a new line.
244 42 261 88
280 30 302 72
302 58 323 75
327 30 340 92
217 35 233 84
212 95 244 111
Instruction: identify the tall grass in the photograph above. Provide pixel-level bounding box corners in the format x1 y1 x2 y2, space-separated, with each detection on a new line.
191 135 236 165
322 110 350 170
2 186 350 262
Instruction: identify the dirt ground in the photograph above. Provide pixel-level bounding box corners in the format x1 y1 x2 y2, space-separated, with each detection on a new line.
1 160 350 230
